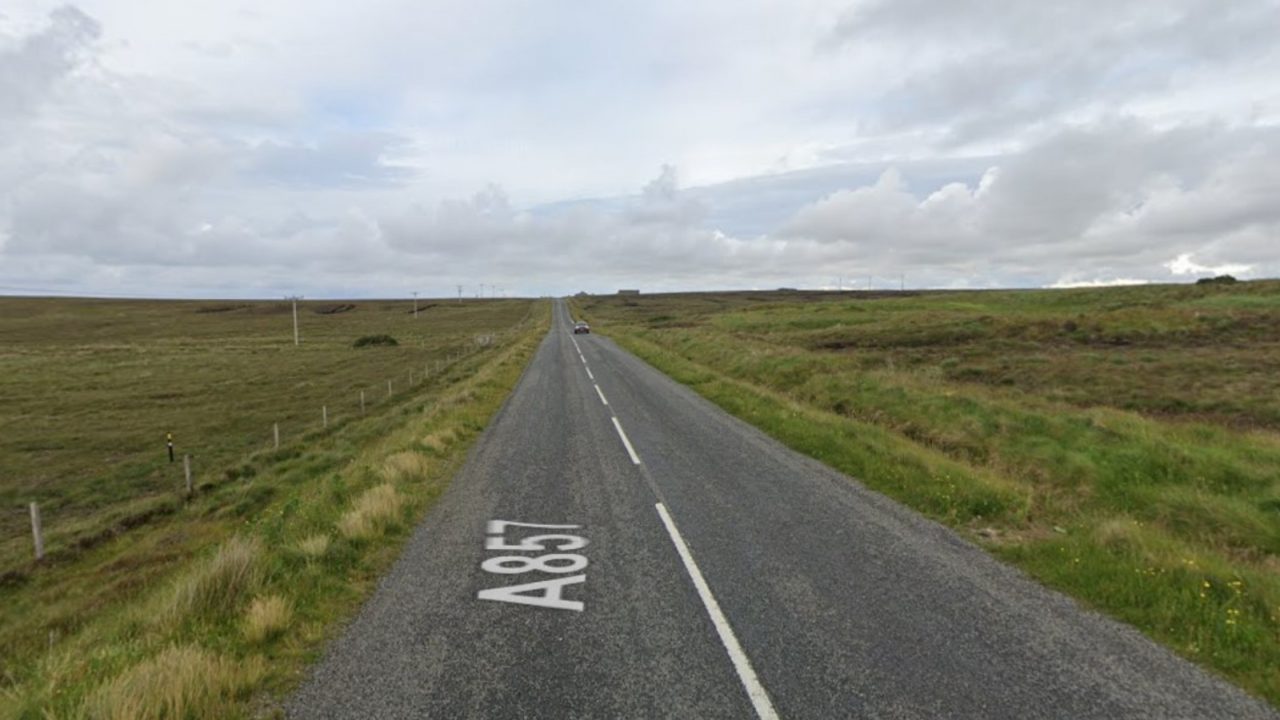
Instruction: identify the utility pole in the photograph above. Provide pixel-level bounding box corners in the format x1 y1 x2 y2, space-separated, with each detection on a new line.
286 295 302 345
479 283 485 299
901 273 905 292
412 291 419 318
457 285 463 303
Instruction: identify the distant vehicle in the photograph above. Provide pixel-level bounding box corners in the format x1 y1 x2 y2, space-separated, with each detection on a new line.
573 322 591 334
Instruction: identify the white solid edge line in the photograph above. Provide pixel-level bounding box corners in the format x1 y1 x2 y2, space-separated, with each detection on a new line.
610 416 641 465
594 384 609 406
655 503 780 720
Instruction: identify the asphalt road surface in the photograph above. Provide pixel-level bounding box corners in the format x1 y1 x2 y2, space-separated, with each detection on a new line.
289 300 1275 719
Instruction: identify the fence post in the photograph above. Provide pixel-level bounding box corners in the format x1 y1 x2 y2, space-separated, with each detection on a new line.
273 422 280 450
360 390 366 414
409 370 414 385
387 380 393 397
29 502 44 562
322 405 328 428
183 454 193 497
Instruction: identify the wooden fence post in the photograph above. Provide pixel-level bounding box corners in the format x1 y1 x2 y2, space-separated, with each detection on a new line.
29 502 44 561
360 390 366 414
183 454 193 497
273 422 280 450
387 380 393 397
322 405 328 428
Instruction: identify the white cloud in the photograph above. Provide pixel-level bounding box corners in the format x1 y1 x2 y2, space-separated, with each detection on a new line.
1048 278 1151 289
779 120 1280 285
0 2 1277 297
1164 253 1253 277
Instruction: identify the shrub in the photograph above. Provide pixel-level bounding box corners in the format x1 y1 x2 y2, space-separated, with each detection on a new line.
353 334 398 347
1196 275 1238 285
83 645 264 720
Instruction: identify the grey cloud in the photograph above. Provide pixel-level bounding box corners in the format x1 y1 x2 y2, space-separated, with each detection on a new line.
0 5 100 121
2 2 1276 298
828 0 1280 141
625 164 707 226
381 184 518 254
377 168 790 282
781 120 1280 283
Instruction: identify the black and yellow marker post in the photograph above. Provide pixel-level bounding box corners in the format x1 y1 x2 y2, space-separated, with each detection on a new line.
166 432 175 463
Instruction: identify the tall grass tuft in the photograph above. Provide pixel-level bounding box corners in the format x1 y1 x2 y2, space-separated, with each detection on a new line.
296 533 331 560
162 535 261 625
83 645 264 720
381 451 431 484
337 483 405 539
243 595 293 644
421 428 457 452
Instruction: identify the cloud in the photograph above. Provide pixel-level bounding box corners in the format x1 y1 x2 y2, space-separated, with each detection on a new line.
780 120 1280 284
245 133 415 188
826 0 1280 142
1047 278 1151 289
0 5 100 122
625 164 708 226
0 3 1277 298
1164 253 1253 277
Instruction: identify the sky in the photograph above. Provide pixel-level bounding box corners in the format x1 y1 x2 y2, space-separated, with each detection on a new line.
1 0 1277 298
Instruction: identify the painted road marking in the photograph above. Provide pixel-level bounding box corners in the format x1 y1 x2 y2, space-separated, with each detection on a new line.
478 520 589 612
586 366 595 380
611 417 641 465
655 503 779 720
595 384 609 406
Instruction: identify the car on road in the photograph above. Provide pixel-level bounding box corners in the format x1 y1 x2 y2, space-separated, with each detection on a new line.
573 322 590 334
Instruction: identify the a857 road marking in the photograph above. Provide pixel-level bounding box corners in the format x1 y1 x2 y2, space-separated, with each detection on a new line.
563 308 778 718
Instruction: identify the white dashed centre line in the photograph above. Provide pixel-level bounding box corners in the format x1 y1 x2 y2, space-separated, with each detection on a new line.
610 417 641 465
594 384 609 406
655 503 780 720
585 366 595 380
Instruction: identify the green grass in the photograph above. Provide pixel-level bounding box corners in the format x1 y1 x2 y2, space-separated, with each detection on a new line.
574 281 1280 707
0 297 548 718
0 297 532 573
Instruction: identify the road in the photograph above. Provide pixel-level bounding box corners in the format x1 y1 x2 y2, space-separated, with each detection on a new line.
288 299 1275 719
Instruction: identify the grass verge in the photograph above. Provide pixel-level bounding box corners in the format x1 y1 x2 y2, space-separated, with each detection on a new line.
0 301 548 719
576 285 1280 707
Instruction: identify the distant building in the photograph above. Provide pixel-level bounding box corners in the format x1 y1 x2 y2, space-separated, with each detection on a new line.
618 289 640 295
